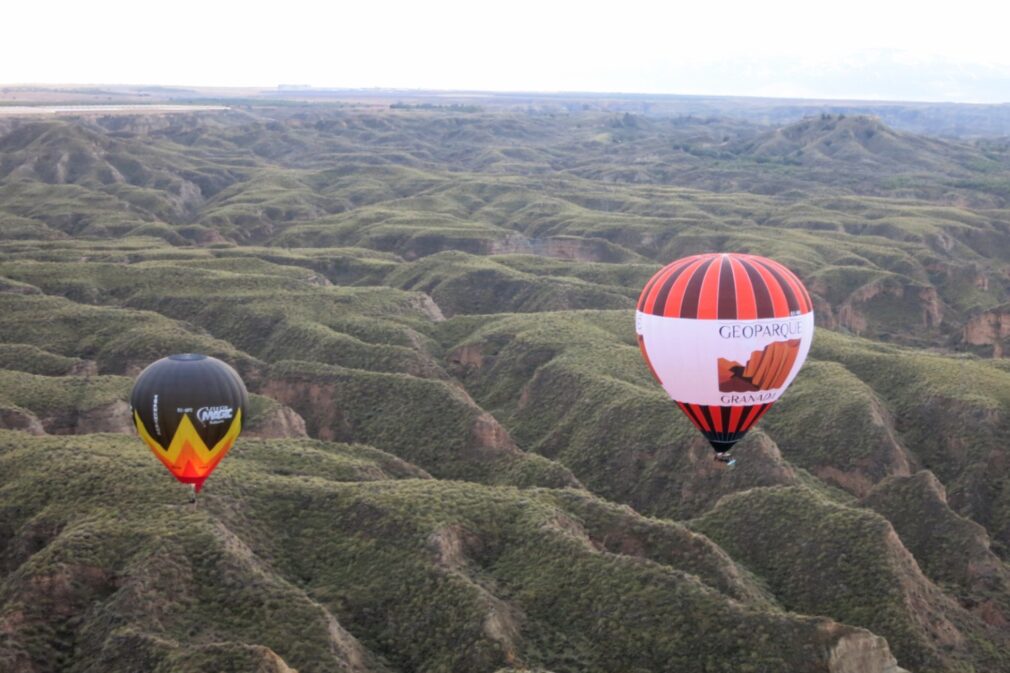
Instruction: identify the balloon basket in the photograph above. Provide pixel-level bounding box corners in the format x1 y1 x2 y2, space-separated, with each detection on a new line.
714 452 736 468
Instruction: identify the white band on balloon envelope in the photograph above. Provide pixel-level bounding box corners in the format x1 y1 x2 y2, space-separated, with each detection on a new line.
636 311 814 407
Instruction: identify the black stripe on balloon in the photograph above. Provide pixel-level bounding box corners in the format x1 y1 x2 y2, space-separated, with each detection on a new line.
738 405 755 432
791 273 813 312
203 361 225 450
637 270 664 312
698 405 717 437
800 284 813 313
741 403 768 432
739 259 775 319
679 402 703 430
650 260 694 316
732 405 752 433
162 363 186 449
717 256 737 320
678 257 716 319
720 407 732 440
754 259 800 314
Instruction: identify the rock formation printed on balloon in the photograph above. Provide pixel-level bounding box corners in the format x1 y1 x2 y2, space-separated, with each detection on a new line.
718 338 802 392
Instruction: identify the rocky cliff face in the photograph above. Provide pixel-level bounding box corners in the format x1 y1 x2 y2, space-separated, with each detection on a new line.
865 471 1010 633
50 400 134 435
812 275 943 337
827 630 909 673
244 402 308 439
0 407 45 435
0 400 134 436
964 304 1010 357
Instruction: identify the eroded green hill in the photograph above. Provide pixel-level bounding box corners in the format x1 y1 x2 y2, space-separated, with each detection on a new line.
3 107 1010 671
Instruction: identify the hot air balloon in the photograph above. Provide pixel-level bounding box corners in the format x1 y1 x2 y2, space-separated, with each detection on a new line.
636 253 814 465
130 354 248 496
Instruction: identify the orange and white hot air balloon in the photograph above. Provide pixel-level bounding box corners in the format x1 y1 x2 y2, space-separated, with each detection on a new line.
635 253 814 463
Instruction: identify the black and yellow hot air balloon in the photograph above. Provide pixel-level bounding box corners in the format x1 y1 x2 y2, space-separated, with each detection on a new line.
130 354 248 493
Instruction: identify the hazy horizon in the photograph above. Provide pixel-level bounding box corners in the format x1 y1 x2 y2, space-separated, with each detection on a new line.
7 0 1010 104
5 80 1008 108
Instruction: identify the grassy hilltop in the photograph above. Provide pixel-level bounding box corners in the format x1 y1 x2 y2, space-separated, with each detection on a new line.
2 103 1010 671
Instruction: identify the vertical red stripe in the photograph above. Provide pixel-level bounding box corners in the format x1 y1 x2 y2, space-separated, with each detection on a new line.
663 257 710 318
763 257 813 313
753 259 800 314
739 259 775 318
637 268 665 312
677 257 717 318
649 257 700 316
641 262 682 314
716 255 737 320
696 256 724 320
641 254 809 319
728 257 757 320
748 403 775 429
677 402 703 431
689 404 712 432
727 405 745 433
746 256 790 317
739 404 765 432
708 404 724 433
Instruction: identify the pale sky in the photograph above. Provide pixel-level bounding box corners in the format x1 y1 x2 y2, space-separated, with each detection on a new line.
5 0 1010 103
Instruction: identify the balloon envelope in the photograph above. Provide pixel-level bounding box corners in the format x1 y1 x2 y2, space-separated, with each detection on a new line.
635 253 814 453
130 354 248 492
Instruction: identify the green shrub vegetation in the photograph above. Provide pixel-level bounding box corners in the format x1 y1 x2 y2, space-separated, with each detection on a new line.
3 106 1010 671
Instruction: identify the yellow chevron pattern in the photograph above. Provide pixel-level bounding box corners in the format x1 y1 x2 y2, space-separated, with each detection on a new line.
134 409 242 491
